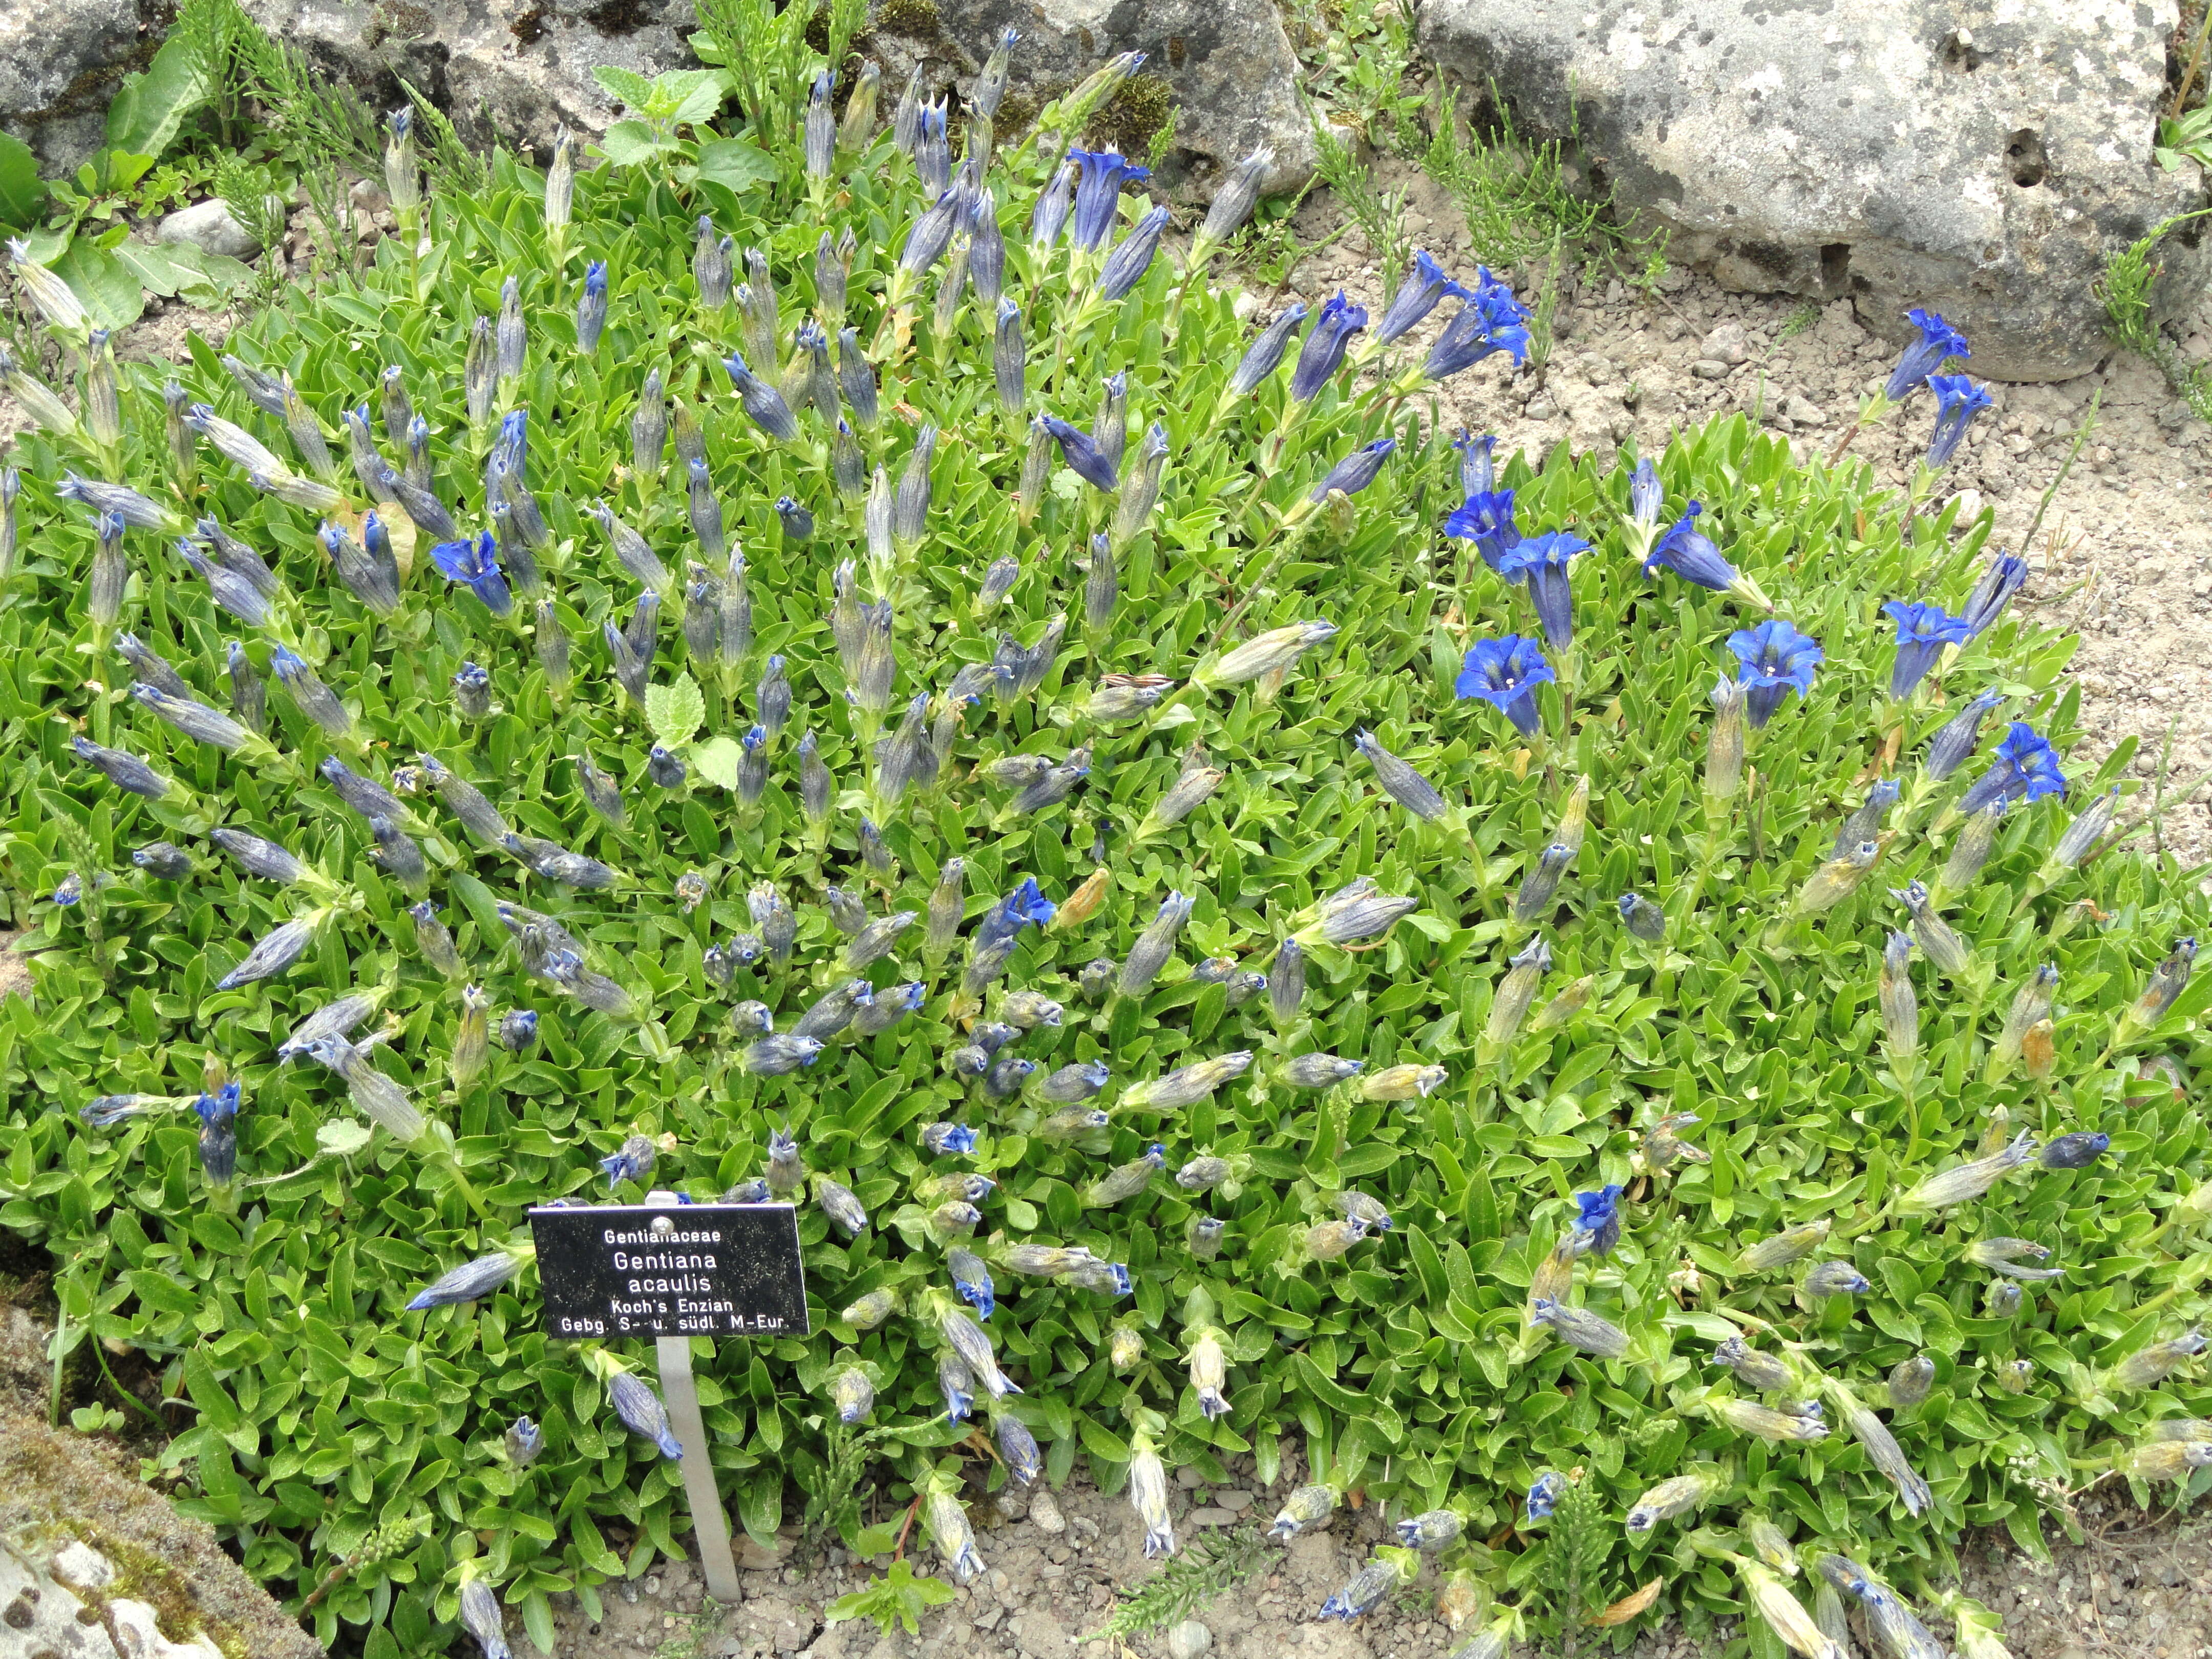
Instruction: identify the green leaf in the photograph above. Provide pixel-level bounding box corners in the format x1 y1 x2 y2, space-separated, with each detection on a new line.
316 1120 373 1159
591 67 658 110
104 33 210 163
691 735 743 789
652 70 727 127
522 1590 557 1656
694 138 780 192
646 673 705 747
0 132 44 228
598 121 677 167
738 1469 782 1547
52 238 145 329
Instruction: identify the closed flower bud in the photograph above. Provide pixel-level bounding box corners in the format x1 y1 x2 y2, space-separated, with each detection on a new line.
1624 1471 1716 1534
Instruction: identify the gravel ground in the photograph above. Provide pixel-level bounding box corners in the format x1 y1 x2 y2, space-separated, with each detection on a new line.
530 1446 2212 1659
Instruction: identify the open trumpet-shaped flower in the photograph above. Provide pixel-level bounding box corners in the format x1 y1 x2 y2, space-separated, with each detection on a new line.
1455 634 1553 736
1727 619 1822 728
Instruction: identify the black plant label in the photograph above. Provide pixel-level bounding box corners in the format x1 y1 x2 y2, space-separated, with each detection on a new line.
530 1203 811 1339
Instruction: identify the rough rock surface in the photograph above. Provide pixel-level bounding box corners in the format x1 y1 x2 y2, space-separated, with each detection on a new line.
900 0 1317 193
1415 0 2212 381
0 1396 325 1658
244 0 701 156
156 199 264 260
0 0 145 172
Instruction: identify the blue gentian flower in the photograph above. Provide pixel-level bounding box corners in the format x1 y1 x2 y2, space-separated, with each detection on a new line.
1454 430 1496 498
1526 1472 1566 1523
1308 437 1396 503
1029 153 1073 249
1496 529 1587 649
2040 1131 2109 1169
1374 249 1469 345
1958 720 2066 813
775 496 814 540
726 351 799 441
1727 619 1823 728
1924 689 2002 780
1098 203 1171 301
1566 1184 1624 1258
405 1250 520 1310
1068 149 1151 250
577 261 608 353
922 1122 977 1156
1228 303 1306 395
1882 600 1973 699
1421 273 1530 379
1289 291 1367 401
1883 308 1969 401
1455 634 1554 736
1925 374 1993 467
977 877 1056 948
53 873 84 906
1643 502 1740 592
1442 487 1519 570
1962 552 2027 638
1040 415 1119 492
429 530 512 618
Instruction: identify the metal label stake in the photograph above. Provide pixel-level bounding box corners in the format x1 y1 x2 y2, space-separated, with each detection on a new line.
646 1190 744 1603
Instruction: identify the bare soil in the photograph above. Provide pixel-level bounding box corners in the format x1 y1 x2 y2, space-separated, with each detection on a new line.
534 1450 2212 1659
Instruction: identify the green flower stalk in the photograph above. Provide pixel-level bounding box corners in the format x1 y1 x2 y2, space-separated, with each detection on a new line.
2118 936 2197 1044
2104 1328 2206 1391
1880 930 1919 1086
1792 837 1886 916
0 346 80 436
84 328 121 454
1481 937 1549 1058
1739 1561 1842 1659
921 1468 983 1583
1935 798 2005 898
1741 1517 1798 1577
1706 1395 1828 1442
1736 1219 1831 1274
1705 676 1746 807
8 237 90 335
1890 881 1972 976
1824 1378 1930 1515
1986 963 2057 1080
451 983 490 1088
1359 1064 1447 1101
1901 1130 2037 1210
1267 1483 1337 1539
1185 1326 1229 1419
2121 1440 2212 1481
1623 1470 1717 1534
1128 1425 1175 1558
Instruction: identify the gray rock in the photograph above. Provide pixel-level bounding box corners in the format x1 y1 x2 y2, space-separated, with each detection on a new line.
0 0 140 172
244 0 700 158
1690 359 1731 381
1416 0 2212 379
910 0 1316 195
1167 1621 1213 1659
0 1383 325 1657
1782 393 1826 426
1700 322 1750 365
157 199 263 260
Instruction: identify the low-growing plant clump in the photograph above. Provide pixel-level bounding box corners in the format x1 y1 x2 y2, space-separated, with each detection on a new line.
1 17 2208 1659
